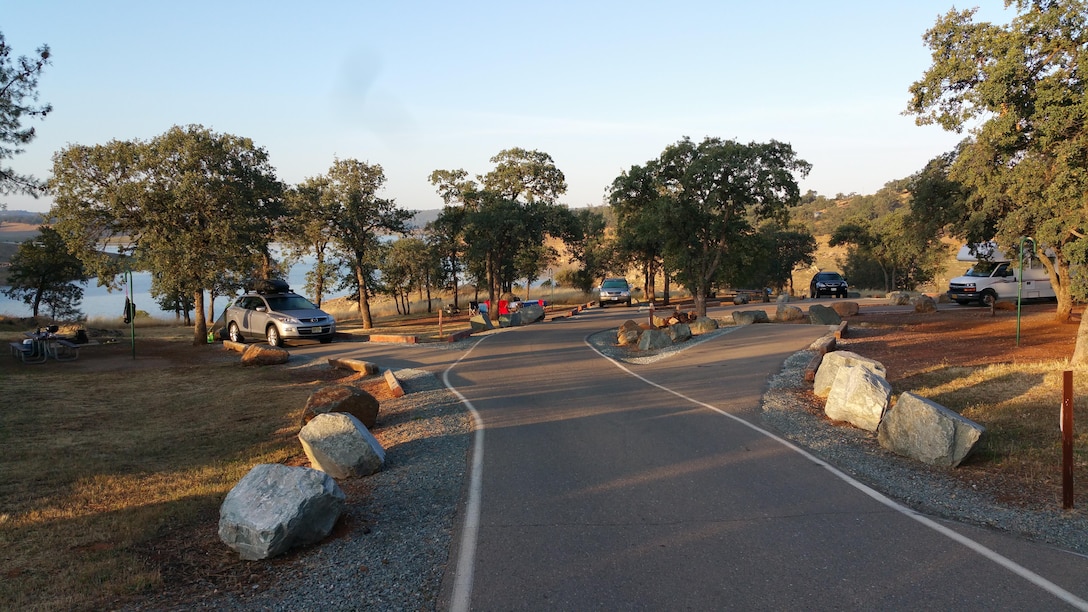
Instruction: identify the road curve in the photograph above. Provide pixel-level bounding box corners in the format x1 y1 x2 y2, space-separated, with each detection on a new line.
434 306 1088 611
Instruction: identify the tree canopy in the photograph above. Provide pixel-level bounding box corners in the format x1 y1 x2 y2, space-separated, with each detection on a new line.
907 0 1088 323
0 30 52 199
49 125 284 344
2 226 87 319
612 136 811 316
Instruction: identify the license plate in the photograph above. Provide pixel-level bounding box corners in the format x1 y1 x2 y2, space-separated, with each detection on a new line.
302 327 316 333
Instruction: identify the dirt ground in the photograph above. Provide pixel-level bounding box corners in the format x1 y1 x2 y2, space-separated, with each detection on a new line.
840 301 1079 381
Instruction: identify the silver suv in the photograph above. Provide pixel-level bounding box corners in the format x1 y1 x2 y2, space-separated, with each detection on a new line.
224 287 335 347
599 278 632 307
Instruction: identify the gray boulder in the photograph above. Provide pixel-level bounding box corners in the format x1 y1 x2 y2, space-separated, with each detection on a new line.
689 316 719 335
241 344 289 366
638 328 672 350
733 293 749 305
824 365 891 432
469 314 493 331
299 413 386 479
302 385 380 429
813 350 887 398
878 392 985 467
218 463 345 560
830 301 859 317
617 327 641 346
912 295 937 313
519 303 545 323
733 310 770 325
776 293 792 304
667 323 692 343
498 312 522 328
887 291 911 306
776 304 805 322
808 304 842 325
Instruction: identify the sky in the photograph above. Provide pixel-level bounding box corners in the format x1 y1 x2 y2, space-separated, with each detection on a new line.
3 1 1012 214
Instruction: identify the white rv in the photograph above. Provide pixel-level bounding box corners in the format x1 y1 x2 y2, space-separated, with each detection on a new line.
947 242 1055 306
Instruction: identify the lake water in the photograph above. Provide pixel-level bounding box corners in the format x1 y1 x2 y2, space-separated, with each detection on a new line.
0 258 324 321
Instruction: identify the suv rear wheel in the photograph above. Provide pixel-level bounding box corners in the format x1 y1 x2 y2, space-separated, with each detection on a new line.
228 322 243 343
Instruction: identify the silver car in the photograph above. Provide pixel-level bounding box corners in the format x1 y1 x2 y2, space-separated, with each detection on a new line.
224 291 336 347
599 277 633 307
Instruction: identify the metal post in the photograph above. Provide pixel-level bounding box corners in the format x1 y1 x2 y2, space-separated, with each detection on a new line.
1016 236 1035 346
125 269 136 359
1062 370 1074 509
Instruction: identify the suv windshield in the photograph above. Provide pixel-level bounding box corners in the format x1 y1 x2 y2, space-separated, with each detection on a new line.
265 295 318 310
816 273 843 282
601 279 629 289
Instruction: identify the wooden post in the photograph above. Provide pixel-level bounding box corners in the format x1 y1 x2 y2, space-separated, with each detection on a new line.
1062 370 1074 510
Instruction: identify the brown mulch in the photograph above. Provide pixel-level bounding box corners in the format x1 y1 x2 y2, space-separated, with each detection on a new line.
840 302 1079 382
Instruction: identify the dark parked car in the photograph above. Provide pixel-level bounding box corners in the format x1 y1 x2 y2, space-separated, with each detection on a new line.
809 271 848 298
224 283 335 347
598 278 633 307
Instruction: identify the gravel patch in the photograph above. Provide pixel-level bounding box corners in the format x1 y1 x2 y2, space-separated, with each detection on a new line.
763 345 1088 556
187 368 473 611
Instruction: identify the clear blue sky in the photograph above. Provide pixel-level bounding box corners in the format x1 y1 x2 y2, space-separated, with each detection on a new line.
3 1 1011 214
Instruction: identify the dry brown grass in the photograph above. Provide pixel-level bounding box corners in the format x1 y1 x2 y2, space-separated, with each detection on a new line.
898 361 1088 490
0 330 325 610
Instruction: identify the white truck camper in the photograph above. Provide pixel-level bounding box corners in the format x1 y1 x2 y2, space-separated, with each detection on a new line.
947 242 1056 306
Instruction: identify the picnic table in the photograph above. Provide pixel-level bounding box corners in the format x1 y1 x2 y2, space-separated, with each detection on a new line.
9 327 80 364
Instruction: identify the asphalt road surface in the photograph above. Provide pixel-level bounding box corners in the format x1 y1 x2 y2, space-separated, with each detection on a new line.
297 303 1088 610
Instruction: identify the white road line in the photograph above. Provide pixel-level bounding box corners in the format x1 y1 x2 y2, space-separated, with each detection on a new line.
443 336 489 612
584 336 1088 612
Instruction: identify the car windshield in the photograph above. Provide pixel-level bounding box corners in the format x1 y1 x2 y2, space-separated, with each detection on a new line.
817 273 843 282
601 280 628 289
965 262 1007 277
265 295 318 311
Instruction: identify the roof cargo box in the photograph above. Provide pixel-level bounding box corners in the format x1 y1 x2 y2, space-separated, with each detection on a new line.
248 278 291 294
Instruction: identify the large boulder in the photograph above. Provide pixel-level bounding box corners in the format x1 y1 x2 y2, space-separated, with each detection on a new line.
518 303 545 323
241 344 290 366
638 328 672 350
878 392 986 467
887 292 911 306
469 314 493 332
829 301 859 317
912 295 937 313
667 323 692 343
617 321 642 346
302 385 380 429
776 304 805 322
498 312 522 328
824 365 891 432
807 304 842 326
733 310 770 325
813 351 887 398
651 315 669 328
299 413 386 479
732 293 749 305
218 463 345 560
689 316 719 335
776 293 792 304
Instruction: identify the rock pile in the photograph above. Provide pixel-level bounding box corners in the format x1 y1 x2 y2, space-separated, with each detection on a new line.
813 349 985 467
219 370 404 560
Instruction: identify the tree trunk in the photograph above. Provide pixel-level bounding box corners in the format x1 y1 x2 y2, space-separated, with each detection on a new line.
1072 309 1088 365
693 285 707 317
356 264 373 329
663 268 671 306
192 288 207 346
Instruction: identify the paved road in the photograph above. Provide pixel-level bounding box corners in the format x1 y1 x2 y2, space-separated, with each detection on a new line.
295 304 1088 610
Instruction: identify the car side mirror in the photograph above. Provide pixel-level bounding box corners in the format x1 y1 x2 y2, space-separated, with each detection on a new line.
256 306 267 312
